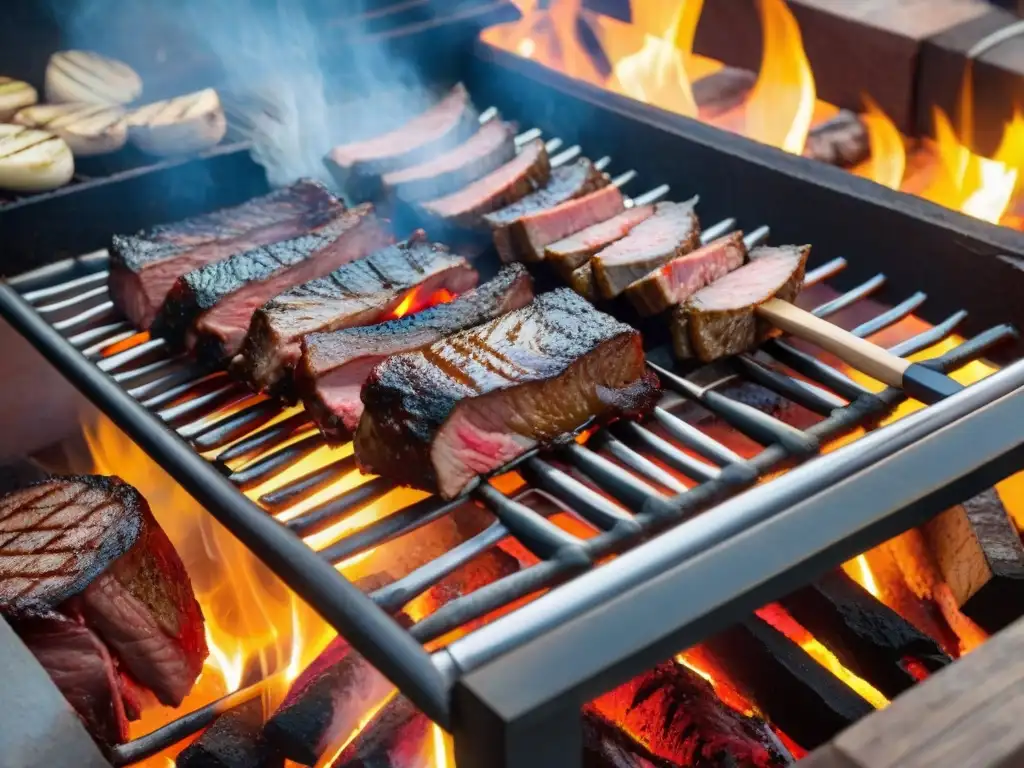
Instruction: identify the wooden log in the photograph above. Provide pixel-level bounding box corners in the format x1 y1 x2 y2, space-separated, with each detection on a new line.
802 111 870 169
921 488 1024 634
693 67 757 119
581 709 678 768
177 700 283 768
779 569 951 699
331 694 431 768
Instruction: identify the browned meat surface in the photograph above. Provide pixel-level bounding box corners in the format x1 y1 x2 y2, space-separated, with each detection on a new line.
545 204 656 278
108 180 344 329
569 262 598 301
154 204 392 362
298 265 534 441
672 245 810 361
0 476 206 746
324 83 478 198
419 139 550 229
493 184 626 263
355 289 660 499
592 201 701 298
234 234 478 394
626 232 748 317
382 119 518 203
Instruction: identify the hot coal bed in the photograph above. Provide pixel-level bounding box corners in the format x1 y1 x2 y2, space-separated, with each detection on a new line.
6 16 1024 768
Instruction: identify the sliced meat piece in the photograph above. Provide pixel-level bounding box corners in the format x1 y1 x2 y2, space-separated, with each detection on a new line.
155 204 392 361
493 184 626 263
419 138 550 229
0 476 207 742
108 180 344 329
545 204 656 278
626 231 748 317
592 200 701 299
298 264 535 441
671 245 810 361
382 119 518 203
325 83 477 198
569 262 598 301
355 289 660 499
483 157 608 232
234 235 479 393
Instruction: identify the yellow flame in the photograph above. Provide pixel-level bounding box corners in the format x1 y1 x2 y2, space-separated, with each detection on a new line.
857 95 906 190
677 656 715 684
432 724 457 768
316 690 398 768
852 555 880 598
799 638 889 709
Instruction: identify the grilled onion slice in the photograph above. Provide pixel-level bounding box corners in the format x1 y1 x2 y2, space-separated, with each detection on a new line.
0 78 38 122
13 103 127 156
127 88 227 156
0 125 74 192
45 50 142 106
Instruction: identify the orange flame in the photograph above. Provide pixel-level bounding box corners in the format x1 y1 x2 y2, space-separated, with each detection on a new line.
855 95 906 190
432 724 457 768
844 554 881 599
384 286 457 322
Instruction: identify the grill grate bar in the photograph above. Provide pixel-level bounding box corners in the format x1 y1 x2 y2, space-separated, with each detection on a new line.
156 385 252 426
616 421 722 484
522 458 640 533
287 476 393 538
652 406 743 466
20 268 109 303
97 337 167 372
596 431 690 493
732 355 847 415
763 340 869 401
851 292 928 338
475 483 588 562
34 284 109 314
186 398 280 444
229 433 326 490
52 300 116 332
700 217 738 244
214 414 313 464
561 442 665 508
811 274 886 318
804 257 848 285
135 370 227 407
67 320 133 349
888 311 968 357
259 455 357 508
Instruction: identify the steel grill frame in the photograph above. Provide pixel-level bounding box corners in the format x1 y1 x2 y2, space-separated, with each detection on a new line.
6 71 1024 768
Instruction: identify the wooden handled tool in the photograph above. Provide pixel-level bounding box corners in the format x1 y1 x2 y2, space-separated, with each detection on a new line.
757 299 964 404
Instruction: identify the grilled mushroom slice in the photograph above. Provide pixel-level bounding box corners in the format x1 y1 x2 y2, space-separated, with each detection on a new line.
45 50 142 106
0 124 74 192
0 77 38 122
13 103 127 156
127 89 227 156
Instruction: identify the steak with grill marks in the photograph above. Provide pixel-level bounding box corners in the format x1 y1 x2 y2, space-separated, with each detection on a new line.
592 200 701 299
545 203 656 278
298 264 534 442
355 289 660 499
233 234 479 394
154 204 392 362
671 245 810 361
108 180 344 330
0 476 206 746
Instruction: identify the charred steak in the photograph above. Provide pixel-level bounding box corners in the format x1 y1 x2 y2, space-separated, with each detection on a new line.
154 204 392 361
545 203 655 278
0 476 206 746
355 289 660 499
234 234 479 394
592 200 700 298
626 231 748 317
419 138 551 229
382 119 518 203
108 180 344 330
298 264 535 441
672 245 810 361
483 157 608 232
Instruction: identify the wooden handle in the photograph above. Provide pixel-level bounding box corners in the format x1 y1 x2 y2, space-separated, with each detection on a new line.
756 299 911 387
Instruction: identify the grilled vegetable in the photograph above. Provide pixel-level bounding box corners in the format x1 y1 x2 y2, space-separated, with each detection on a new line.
127 89 227 156
45 50 142 106
0 124 74 192
13 103 127 156
0 77 38 122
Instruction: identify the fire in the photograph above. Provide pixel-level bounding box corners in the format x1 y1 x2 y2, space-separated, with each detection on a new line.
432 724 456 768
384 286 457 322
844 554 880 599
855 95 906 190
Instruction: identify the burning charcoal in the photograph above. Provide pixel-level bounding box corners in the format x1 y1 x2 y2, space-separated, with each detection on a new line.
802 111 870 169
177 699 283 768
693 67 757 119
582 709 678 767
330 694 431 768
779 569 951 699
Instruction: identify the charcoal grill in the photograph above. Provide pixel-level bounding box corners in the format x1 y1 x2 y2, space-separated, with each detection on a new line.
6 31 1024 768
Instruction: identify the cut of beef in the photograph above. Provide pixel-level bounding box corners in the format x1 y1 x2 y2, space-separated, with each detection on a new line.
592 200 701 298
419 138 550 229
233 234 479 393
324 83 478 198
298 264 535 441
109 180 344 329
626 231 748 317
355 289 660 499
155 204 392 361
545 204 656 278
0 476 206 746
381 119 518 203
671 245 810 361
569 262 598 301
482 158 608 233
493 184 626 263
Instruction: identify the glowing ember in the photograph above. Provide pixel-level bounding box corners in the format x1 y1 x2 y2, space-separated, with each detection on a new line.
316 690 398 768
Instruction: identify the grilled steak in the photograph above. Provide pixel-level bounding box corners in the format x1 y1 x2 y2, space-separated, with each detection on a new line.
325 83 477 198
569 262 598 301
483 157 608 232
298 264 535 441
155 204 392 361
234 234 479 393
493 184 626 263
672 245 810 361
419 138 550 229
382 119 518 203
109 180 344 329
0 476 206 745
626 231 748 317
592 200 701 299
355 289 660 499
545 204 656 278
